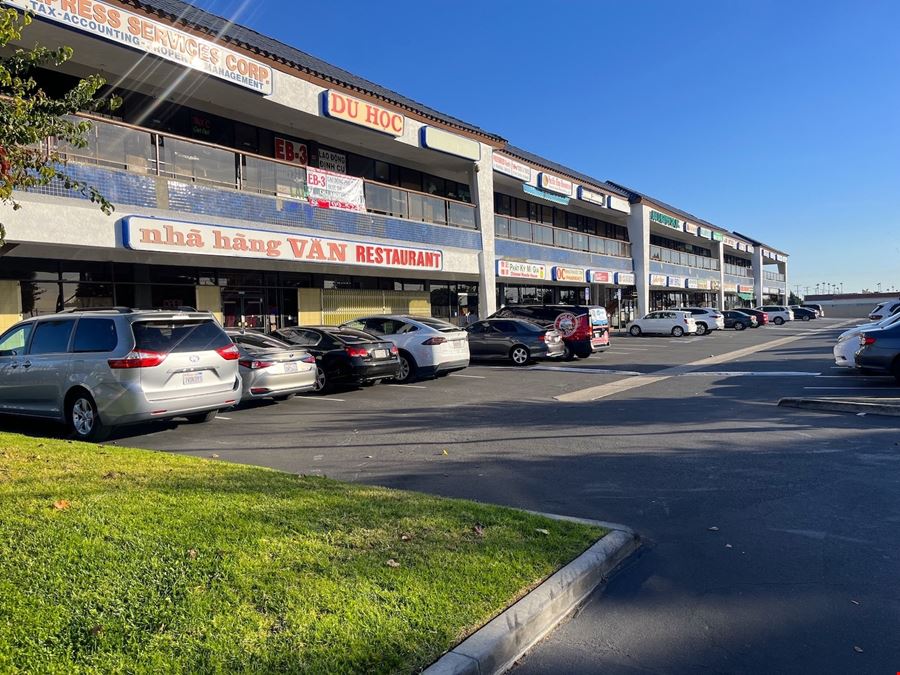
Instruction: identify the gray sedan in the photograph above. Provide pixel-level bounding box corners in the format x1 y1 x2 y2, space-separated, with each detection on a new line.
466 319 565 366
226 331 317 401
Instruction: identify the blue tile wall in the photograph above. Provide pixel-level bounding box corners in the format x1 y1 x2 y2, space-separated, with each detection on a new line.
724 273 754 286
28 163 158 208
495 239 633 272
650 261 720 281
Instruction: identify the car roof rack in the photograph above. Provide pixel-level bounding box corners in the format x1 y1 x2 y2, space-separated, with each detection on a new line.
59 306 134 314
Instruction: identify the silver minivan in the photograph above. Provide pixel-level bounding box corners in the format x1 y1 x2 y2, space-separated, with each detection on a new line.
0 309 242 440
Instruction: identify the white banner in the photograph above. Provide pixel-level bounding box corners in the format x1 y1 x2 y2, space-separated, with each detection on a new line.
306 167 365 212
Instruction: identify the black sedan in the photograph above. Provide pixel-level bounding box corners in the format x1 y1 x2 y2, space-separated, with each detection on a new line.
466 318 565 365
789 306 817 321
273 326 400 393
722 310 757 331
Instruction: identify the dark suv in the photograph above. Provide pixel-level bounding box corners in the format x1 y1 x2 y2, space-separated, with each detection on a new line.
487 305 609 358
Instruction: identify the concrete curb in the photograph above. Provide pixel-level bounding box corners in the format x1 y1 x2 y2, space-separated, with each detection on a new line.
778 397 900 417
422 515 640 675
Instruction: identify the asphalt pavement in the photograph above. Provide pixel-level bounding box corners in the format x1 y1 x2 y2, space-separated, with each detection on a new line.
6 318 900 673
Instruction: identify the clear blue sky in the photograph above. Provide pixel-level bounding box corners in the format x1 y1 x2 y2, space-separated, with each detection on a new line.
193 0 899 295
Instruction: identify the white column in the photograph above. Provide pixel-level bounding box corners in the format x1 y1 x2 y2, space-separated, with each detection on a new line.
752 247 764 306
715 240 725 309
627 205 650 316
471 146 497 317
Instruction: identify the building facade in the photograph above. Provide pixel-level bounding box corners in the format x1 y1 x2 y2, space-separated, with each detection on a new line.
0 0 789 333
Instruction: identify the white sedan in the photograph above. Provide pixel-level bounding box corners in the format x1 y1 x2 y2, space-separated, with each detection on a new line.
833 312 900 367
341 315 469 383
628 310 698 337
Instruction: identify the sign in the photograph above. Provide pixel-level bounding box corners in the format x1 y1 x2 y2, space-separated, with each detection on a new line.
274 137 308 165
698 227 713 239
306 167 365 212
122 217 443 271
577 186 607 208
650 274 668 287
650 210 682 231
421 127 480 161
496 260 547 280
738 284 754 294
686 278 700 289
5 0 274 95
537 172 573 195
317 148 346 174
552 266 587 283
686 279 712 290
724 282 738 293
667 276 685 288
608 195 631 214
588 270 612 284
554 312 579 338
723 236 738 248
492 153 532 182
684 222 699 236
711 231 725 242
323 90 405 136
711 280 721 291
523 184 569 205
615 272 636 286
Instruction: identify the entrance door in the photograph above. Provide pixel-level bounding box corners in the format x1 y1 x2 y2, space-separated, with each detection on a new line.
222 290 265 329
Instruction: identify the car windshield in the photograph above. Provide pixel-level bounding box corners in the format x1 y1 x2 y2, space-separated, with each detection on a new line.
409 317 459 332
334 328 378 345
132 320 230 354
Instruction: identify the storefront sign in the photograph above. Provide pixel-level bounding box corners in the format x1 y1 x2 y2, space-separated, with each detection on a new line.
306 167 365 212
667 275 685 288
698 226 713 239
523 184 569 205
684 222 699 236
608 195 631 214
122 217 443 271
615 272 636 286
588 270 612 284
711 280 721 291
420 126 480 161
722 236 738 248
492 153 532 182
650 210 682 231
577 186 607 208
686 278 713 290
5 0 274 95
724 282 738 293
650 274 668 287
323 90 405 136
496 260 548 280
552 266 587 283
537 172 573 196
711 231 725 242
686 278 700 289
738 284 754 294
317 148 346 174
274 137 307 165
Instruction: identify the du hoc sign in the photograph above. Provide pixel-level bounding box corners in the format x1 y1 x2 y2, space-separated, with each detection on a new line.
323 90 405 136
122 217 443 271
5 0 273 94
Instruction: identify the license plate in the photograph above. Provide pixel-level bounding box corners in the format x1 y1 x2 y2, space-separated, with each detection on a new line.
182 372 203 385
283 362 298 373
450 341 466 351
374 349 388 359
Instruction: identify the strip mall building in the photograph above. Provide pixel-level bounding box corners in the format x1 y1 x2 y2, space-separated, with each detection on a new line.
0 0 790 332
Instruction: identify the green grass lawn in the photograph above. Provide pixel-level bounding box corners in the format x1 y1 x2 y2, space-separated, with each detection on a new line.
0 433 604 673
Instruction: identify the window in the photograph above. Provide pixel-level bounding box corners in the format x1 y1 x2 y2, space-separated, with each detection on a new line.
0 323 33 356
279 328 321 347
132 320 230 353
29 319 76 354
73 318 118 353
493 320 521 333
234 332 290 350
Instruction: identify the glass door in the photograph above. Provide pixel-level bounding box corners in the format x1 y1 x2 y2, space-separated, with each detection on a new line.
222 290 265 329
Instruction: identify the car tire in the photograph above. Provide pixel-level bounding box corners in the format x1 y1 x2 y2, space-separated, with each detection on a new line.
510 345 530 366
696 322 708 336
312 366 329 394
735 322 746 331
394 352 418 383
629 325 642 337
186 410 218 424
801 315 810 322
67 391 109 442
671 326 684 337
774 317 785 325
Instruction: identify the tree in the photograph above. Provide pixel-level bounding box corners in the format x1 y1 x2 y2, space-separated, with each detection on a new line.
788 291 802 305
0 7 119 243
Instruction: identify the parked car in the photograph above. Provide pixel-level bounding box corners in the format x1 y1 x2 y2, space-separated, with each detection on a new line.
868 300 900 321
738 308 769 326
487 305 610 358
273 326 400 393
833 312 900 368
789 306 817 322
0 308 241 440
722 310 757 330
856 322 900 382
802 303 824 317
755 305 794 325
628 310 697 337
340 315 469 383
466 318 564 365
226 330 316 401
672 307 725 335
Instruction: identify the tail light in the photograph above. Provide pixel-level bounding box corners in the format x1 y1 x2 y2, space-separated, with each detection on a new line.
301 354 316 364
860 335 876 346
216 344 240 361
390 345 399 355
345 346 369 357
422 336 447 346
239 358 274 370
108 350 166 369
538 334 547 342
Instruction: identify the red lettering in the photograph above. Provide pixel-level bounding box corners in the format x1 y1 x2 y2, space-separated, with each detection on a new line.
287 237 309 258
225 54 237 71
391 114 403 133
416 251 425 267
347 99 358 119
365 105 379 126
308 239 326 260
331 92 346 115
365 246 374 264
355 245 366 262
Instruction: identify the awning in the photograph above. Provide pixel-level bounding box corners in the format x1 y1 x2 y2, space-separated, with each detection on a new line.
738 292 754 301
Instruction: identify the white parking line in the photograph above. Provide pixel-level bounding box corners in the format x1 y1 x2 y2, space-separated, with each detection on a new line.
803 387 889 391
525 366 643 376
815 375 894 379
215 416 231 420
301 397 346 402
387 384 428 389
449 373 486 379
679 371 820 377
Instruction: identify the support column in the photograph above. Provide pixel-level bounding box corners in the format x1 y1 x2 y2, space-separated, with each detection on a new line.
471 146 497 318
626 204 650 316
780 260 789 303
0 280 23 332
714 240 725 310
752 247 764 306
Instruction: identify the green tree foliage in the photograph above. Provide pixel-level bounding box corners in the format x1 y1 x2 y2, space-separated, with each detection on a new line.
0 7 119 242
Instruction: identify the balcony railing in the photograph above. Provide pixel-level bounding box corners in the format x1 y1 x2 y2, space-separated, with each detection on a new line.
50 114 478 230
650 245 720 271
495 214 631 258
725 263 753 278
764 271 786 282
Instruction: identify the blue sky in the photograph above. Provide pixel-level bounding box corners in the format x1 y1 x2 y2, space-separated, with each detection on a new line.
193 0 899 295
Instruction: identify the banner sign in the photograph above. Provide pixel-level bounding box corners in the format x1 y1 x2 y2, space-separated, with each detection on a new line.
492 153 532 182
5 0 274 95
323 90 405 136
608 195 631 214
650 274 668 286
738 284 754 294
122 217 443 271
421 127 480 161
650 210 682 231
667 275 685 288
496 260 547 280
523 183 569 205
686 278 700 289
615 272 636 286
317 148 346 174
552 266 587 283
724 282 738 293
306 167 365 212
684 222 699 236
588 269 612 284
723 236 738 248
711 231 725 242
577 186 608 208
686 278 713 290
274 137 307 165
537 172 573 196
698 227 713 239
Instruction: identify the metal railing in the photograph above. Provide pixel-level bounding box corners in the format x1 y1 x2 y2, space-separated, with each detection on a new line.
764 271 786 282
50 114 478 230
725 263 753 278
494 214 631 258
650 245 720 271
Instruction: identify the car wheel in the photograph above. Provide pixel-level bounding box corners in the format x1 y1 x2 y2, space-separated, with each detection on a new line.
312 366 329 393
629 325 642 337
186 410 218 423
510 345 530 366
735 322 746 331
68 392 109 441
774 317 785 325
801 315 810 322
671 326 684 337
696 322 708 336
394 353 417 383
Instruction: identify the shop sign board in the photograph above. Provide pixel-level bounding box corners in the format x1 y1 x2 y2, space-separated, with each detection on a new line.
723 236 738 248
274 137 308 165
738 284 754 294
650 209 682 231
4 0 274 94
615 272 636 286
492 153 532 182
687 278 712 290
684 222 699 236
650 273 668 287
576 186 608 208
711 280 721 291
711 231 725 242
496 260 548 280
323 90 405 136
537 172 573 196
686 278 700 289
588 269 612 284
724 282 738 293
306 167 365 212
552 266 587 283
607 195 631 214
698 226 713 239
667 275 685 288
317 148 346 174
523 184 569 205
122 217 443 271
420 126 481 161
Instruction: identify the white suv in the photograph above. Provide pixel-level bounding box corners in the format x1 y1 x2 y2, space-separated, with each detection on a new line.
756 305 794 325
341 315 469 383
673 307 725 335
